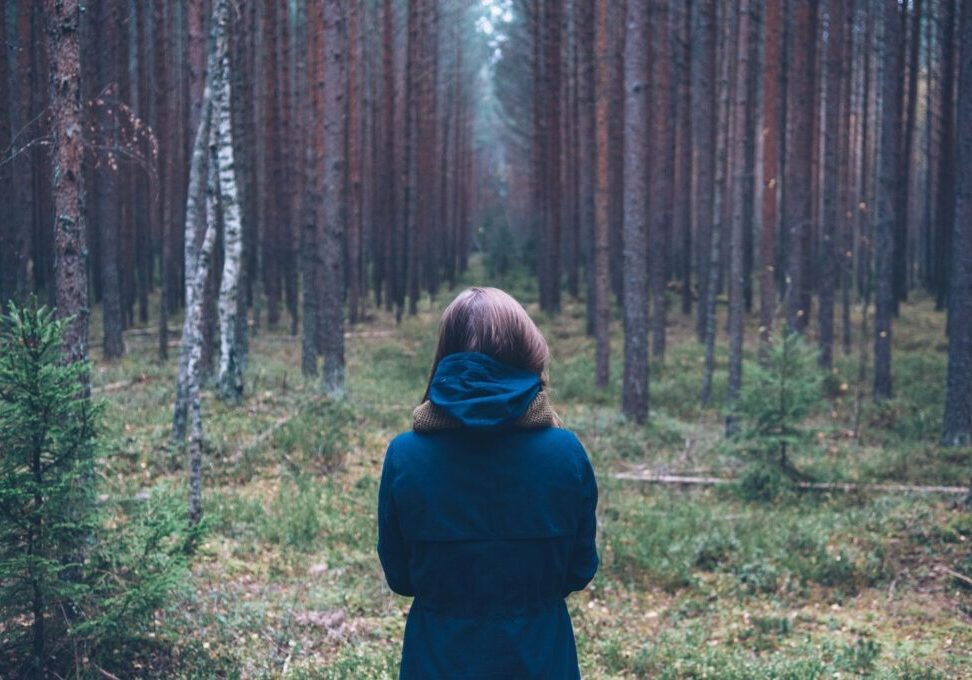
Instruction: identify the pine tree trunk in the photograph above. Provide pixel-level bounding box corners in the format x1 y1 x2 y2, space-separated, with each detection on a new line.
302 0 321 378
692 0 717 343
0 4 12 310
934 0 957 310
701 0 733 406
543 0 563 313
942 0 972 450
320 0 347 397
621 0 650 423
727 0 751 432
784 0 817 333
347 0 363 324
674 0 693 318
44 0 89 389
760 0 782 355
649 0 672 359
874 0 902 402
578 0 597 337
594 0 612 387
819 0 846 369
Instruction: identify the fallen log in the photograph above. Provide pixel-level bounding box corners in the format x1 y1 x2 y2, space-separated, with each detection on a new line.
613 470 968 495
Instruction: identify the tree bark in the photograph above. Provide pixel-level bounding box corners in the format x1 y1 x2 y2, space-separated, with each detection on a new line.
320 0 347 397
692 0 717 343
727 0 752 433
578 0 597 338
173 0 217 444
783 0 817 333
621 0 650 423
213 1 244 403
942 0 972 449
819 0 846 369
45 0 89 390
701 0 732 406
594 0 612 387
760 0 782 355
873 0 902 402
649 0 672 359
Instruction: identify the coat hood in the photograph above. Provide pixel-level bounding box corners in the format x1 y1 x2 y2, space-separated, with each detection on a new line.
427 352 542 429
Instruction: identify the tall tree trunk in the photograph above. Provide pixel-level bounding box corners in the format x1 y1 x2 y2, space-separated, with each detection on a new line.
542 0 563 313
594 0 612 387
895 0 923 308
674 0 694 318
188 140 219 526
934 0 957 310
692 0 717 342
701 0 733 406
621 0 650 422
649 0 672 358
727 0 752 432
302 0 322 377
96 0 125 360
213 3 244 403
45 0 89 388
173 0 216 444
185 0 226 523
578 0 597 337
347 0 363 324
320 0 347 397
819 0 846 369
761 0 782 354
943 0 972 451
784 0 817 333
874 0 902 402
0 2 12 310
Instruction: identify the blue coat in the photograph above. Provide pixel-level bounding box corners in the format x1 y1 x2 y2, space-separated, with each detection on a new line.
377 352 599 679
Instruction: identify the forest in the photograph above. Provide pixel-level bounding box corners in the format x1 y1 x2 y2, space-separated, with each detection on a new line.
1 0 971 677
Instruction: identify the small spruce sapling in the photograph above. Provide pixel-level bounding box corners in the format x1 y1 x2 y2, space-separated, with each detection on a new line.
0 301 99 675
727 331 823 498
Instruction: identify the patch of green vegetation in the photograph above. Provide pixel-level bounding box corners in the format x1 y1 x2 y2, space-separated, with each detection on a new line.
605 488 888 596
81 265 971 678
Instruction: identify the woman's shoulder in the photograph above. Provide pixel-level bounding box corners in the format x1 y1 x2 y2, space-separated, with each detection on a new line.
385 426 590 464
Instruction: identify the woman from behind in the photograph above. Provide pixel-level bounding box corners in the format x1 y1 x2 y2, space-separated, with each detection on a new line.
377 287 599 679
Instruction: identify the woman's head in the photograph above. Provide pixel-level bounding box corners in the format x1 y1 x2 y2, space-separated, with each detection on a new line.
424 287 548 398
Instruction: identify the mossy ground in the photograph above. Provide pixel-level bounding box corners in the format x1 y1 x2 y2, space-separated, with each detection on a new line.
88 261 972 678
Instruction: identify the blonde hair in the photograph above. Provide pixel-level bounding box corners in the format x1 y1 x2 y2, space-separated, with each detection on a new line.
423 287 549 400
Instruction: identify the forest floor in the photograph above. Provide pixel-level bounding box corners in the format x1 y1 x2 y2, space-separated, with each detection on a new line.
90 262 972 679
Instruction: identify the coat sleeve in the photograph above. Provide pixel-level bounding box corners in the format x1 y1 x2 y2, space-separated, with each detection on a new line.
563 443 599 596
377 442 415 596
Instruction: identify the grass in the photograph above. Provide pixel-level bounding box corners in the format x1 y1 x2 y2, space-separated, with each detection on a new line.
83 261 972 678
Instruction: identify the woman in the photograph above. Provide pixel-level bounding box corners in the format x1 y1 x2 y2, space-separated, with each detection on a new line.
377 287 599 679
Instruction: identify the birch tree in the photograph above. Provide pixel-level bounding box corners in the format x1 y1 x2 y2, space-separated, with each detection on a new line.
213 0 244 403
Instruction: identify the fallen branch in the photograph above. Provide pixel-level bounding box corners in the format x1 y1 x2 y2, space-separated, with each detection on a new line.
613 470 968 495
942 566 972 588
238 396 324 456
91 374 152 395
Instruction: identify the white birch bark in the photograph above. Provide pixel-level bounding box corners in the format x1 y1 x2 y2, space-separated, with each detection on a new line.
172 1 220 443
188 140 219 525
212 0 244 402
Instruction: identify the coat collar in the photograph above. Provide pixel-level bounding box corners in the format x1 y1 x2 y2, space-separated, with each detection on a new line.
412 390 561 433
